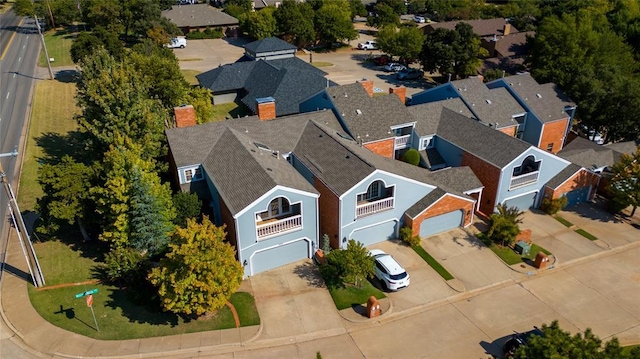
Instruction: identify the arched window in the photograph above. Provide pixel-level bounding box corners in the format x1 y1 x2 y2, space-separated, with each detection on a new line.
513 155 541 176
257 197 291 221
358 180 382 202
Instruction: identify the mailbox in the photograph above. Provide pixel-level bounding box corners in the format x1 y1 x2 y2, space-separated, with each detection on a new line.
367 296 381 318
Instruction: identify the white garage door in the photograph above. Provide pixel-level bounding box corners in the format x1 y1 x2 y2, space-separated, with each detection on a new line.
250 239 310 275
419 210 463 238
504 192 537 211
350 221 397 247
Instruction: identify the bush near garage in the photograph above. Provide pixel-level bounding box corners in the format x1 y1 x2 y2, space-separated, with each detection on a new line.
541 196 567 215
399 226 421 248
185 27 224 39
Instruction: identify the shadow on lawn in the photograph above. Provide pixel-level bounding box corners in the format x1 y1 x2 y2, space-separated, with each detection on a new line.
35 130 90 165
103 287 181 327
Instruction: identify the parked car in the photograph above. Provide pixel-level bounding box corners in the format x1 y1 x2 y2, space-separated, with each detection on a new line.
373 55 391 66
370 249 410 291
502 327 544 358
578 125 604 145
384 63 406 72
166 37 187 49
413 15 426 23
396 68 424 80
358 40 378 50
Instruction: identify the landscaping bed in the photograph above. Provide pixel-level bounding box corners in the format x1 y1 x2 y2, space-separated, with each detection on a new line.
477 233 552 266
326 281 386 310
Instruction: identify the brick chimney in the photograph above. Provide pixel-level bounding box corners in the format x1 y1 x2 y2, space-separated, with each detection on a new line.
174 105 197 128
503 23 512 36
358 79 374 97
389 86 407 105
256 97 276 121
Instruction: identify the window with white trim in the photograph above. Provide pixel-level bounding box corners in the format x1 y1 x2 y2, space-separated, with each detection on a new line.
183 167 203 183
357 181 381 202
420 136 434 150
257 197 291 221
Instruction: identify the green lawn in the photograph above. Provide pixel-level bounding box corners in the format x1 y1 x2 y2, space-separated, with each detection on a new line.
553 215 573 227
18 79 79 211
575 228 598 241
478 233 552 265
29 237 259 339
327 281 386 310
311 61 333 67
181 69 201 86
412 245 454 280
39 28 75 67
210 101 252 122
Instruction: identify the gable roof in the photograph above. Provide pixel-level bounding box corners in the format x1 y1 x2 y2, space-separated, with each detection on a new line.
162 4 238 28
196 58 331 117
424 18 517 37
435 107 532 168
325 83 414 142
244 37 297 54
558 136 634 170
407 98 473 136
545 163 583 189
484 31 534 59
449 77 526 129
496 72 576 123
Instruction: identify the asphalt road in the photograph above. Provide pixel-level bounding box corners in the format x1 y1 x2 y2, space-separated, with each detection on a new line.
0 10 41 359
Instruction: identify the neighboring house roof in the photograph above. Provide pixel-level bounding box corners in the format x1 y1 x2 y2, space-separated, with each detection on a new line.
407 98 473 136
424 18 518 37
244 37 297 54
435 107 532 168
558 137 634 171
483 31 534 59
325 83 414 142
545 163 583 189
405 188 448 218
423 166 484 194
253 0 282 10
604 140 639 155
196 57 331 117
496 72 576 123
162 4 239 28
449 77 526 129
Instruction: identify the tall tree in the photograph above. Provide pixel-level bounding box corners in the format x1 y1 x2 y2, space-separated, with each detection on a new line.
420 22 486 79
367 3 400 28
240 6 277 40
148 217 243 317
314 0 358 46
607 146 640 216
376 25 424 61
488 204 524 247
172 192 202 227
275 0 315 47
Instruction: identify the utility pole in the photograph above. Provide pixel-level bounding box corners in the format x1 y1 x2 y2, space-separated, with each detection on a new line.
44 0 55 29
35 14 54 81
0 151 45 287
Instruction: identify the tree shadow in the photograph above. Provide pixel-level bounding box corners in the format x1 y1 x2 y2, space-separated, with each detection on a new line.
102 286 180 327
455 232 485 250
34 130 90 165
561 200 624 224
292 261 325 288
54 69 79 83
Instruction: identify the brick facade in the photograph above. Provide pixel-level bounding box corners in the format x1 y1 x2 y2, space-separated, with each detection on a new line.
497 125 517 137
257 101 276 120
314 177 341 249
389 86 407 105
358 79 374 97
543 168 599 201
219 195 239 260
462 151 501 215
364 138 395 159
404 194 475 236
540 118 569 154
174 105 197 128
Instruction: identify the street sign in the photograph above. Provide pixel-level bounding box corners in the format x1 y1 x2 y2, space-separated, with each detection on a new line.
86 294 93 307
74 288 98 299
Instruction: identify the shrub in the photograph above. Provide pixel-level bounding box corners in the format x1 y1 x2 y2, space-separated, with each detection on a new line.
185 27 224 39
402 148 420 166
488 204 524 247
321 233 332 253
400 226 421 248
541 196 567 215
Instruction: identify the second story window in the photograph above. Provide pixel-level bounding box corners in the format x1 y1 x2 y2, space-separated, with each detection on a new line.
184 166 203 183
358 181 381 202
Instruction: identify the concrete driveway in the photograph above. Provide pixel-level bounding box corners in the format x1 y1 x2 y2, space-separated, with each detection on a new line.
421 228 521 291
247 260 345 341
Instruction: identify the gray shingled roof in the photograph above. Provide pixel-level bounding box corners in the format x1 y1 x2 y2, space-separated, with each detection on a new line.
197 57 330 117
244 37 297 54
545 163 582 189
162 4 238 28
326 83 414 142
558 137 617 170
604 140 639 155
425 18 517 37
499 73 576 123
449 77 526 129
436 107 531 168
484 31 534 58
408 98 474 136
422 147 446 169
423 166 484 194
405 188 448 218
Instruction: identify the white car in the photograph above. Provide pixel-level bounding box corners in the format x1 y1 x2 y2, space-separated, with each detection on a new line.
413 15 426 23
358 40 378 50
166 37 187 49
370 249 410 291
384 62 406 72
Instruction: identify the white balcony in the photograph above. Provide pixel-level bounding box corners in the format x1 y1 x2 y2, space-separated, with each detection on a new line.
356 197 394 218
509 171 539 190
257 214 302 238
394 135 411 149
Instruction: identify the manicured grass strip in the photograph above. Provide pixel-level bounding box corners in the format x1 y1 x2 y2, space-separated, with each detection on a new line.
179 58 204 61
327 281 385 310
311 61 333 67
477 233 552 265
553 215 573 227
209 101 251 122
38 28 75 67
18 80 79 210
32 239 105 286
229 291 260 326
181 69 201 86
412 245 454 280
575 228 598 241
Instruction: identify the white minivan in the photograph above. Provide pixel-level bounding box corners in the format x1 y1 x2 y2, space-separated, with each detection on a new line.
166 37 187 49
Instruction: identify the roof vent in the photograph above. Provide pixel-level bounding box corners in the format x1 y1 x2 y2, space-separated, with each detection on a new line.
536 93 542 98
267 168 273 171
346 155 350 159
356 109 362 115
486 99 492 104
344 92 348 97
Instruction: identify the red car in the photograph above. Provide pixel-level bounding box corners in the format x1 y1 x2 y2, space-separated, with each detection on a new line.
373 55 390 66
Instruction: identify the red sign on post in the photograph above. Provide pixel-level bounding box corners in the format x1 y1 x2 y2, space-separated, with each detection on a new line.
86 294 93 307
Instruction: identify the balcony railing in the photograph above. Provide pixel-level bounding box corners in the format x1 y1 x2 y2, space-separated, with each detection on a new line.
356 197 394 218
509 171 539 190
394 135 411 148
257 214 302 238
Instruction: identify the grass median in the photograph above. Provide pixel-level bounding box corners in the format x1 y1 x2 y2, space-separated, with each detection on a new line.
412 245 454 280
38 28 75 67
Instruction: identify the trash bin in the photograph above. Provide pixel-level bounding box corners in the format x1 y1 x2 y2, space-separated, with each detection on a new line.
514 240 531 256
